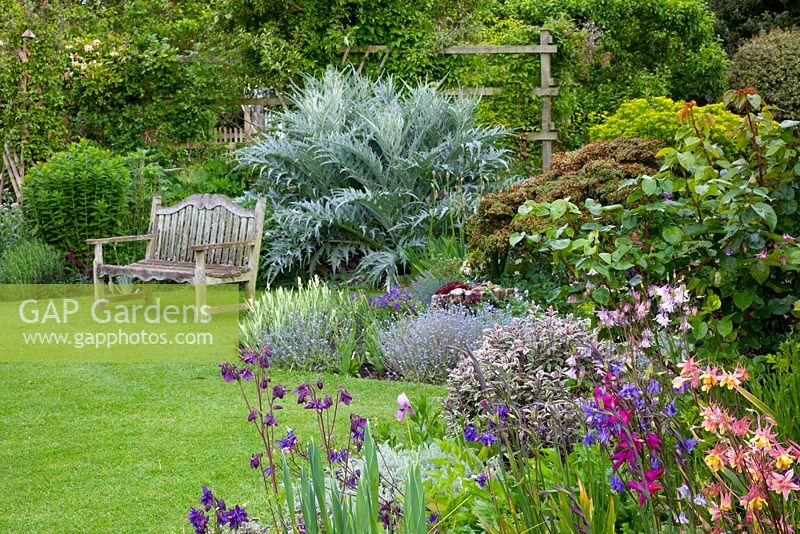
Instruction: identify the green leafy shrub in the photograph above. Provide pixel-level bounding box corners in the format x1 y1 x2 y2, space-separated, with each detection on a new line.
512 91 800 355
729 28 800 120
237 70 509 286
465 137 661 274
378 305 509 384
0 240 65 284
458 0 729 147
589 97 740 153
24 141 130 254
442 307 611 446
161 160 249 205
65 33 228 151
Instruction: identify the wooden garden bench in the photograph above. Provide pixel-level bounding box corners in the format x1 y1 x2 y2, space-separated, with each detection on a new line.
87 194 266 306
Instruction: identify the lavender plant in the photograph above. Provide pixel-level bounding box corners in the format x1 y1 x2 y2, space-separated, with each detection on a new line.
240 278 377 375
378 305 508 384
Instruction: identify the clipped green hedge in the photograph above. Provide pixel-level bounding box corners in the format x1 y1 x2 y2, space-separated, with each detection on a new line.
589 97 741 154
729 28 800 120
24 140 130 254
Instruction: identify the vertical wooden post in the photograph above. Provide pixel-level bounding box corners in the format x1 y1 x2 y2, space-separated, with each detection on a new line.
538 28 558 170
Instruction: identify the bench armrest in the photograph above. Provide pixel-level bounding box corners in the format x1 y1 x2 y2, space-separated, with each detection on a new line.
86 235 152 245
191 240 254 252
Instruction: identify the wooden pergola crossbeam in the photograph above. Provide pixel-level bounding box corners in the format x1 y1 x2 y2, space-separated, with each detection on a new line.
338 28 560 169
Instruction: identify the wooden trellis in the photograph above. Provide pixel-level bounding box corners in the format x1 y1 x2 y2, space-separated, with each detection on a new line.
1 142 24 204
339 28 559 168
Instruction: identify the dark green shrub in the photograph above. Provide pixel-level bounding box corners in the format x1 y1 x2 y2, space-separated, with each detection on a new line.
0 240 65 284
465 138 662 274
729 29 800 120
707 0 800 53
24 140 130 254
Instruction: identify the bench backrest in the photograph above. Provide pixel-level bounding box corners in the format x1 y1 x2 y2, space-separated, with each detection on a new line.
146 194 266 266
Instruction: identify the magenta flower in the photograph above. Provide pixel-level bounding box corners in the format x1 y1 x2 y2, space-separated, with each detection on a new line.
395 392 414 421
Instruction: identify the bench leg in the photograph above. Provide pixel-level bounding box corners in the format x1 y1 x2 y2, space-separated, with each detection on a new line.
195 282 207 311
245 276 256 304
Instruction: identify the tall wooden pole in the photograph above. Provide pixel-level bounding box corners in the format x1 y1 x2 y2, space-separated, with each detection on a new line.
536 28 558 170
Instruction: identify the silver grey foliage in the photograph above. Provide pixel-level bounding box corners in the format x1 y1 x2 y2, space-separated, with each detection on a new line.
237 69 510 287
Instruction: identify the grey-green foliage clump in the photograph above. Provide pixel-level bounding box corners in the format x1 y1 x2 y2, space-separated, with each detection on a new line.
379 305 509 384
237 69 509 287
0 240 64 284
443 307 614 446
0 203 30 257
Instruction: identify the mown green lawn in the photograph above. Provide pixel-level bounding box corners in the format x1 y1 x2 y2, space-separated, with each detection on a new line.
0 363 444 533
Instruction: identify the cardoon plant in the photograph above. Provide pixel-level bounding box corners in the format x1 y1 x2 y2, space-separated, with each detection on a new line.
237 68 509 286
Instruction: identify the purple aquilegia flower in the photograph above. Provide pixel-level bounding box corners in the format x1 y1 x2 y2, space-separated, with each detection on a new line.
316 379 324 390
258 346 272 369
351 415 367 443
240 348 258 365
395 392 414 421
278 429 298 452
200 486 215 511
479 432 498 446
220 362 238 382
222 505 248 530
272 385 286 399
263 412 278 426
249 453 262 469
339 387 352 406
676 438 698 455
476 472 489 487
247 409 257 422
663 400 678 417
428 513 438 524
294 383 313 404
329 449 348 463
582 432 597 445
620 383 640 400
609 475 625 493
239 367 255 381
464 424 480 443
187 507 209 534
646 379 661 395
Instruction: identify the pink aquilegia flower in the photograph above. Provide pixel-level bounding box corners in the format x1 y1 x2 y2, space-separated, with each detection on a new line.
751 416 778 449
395 392 414 421
769 469 800 500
